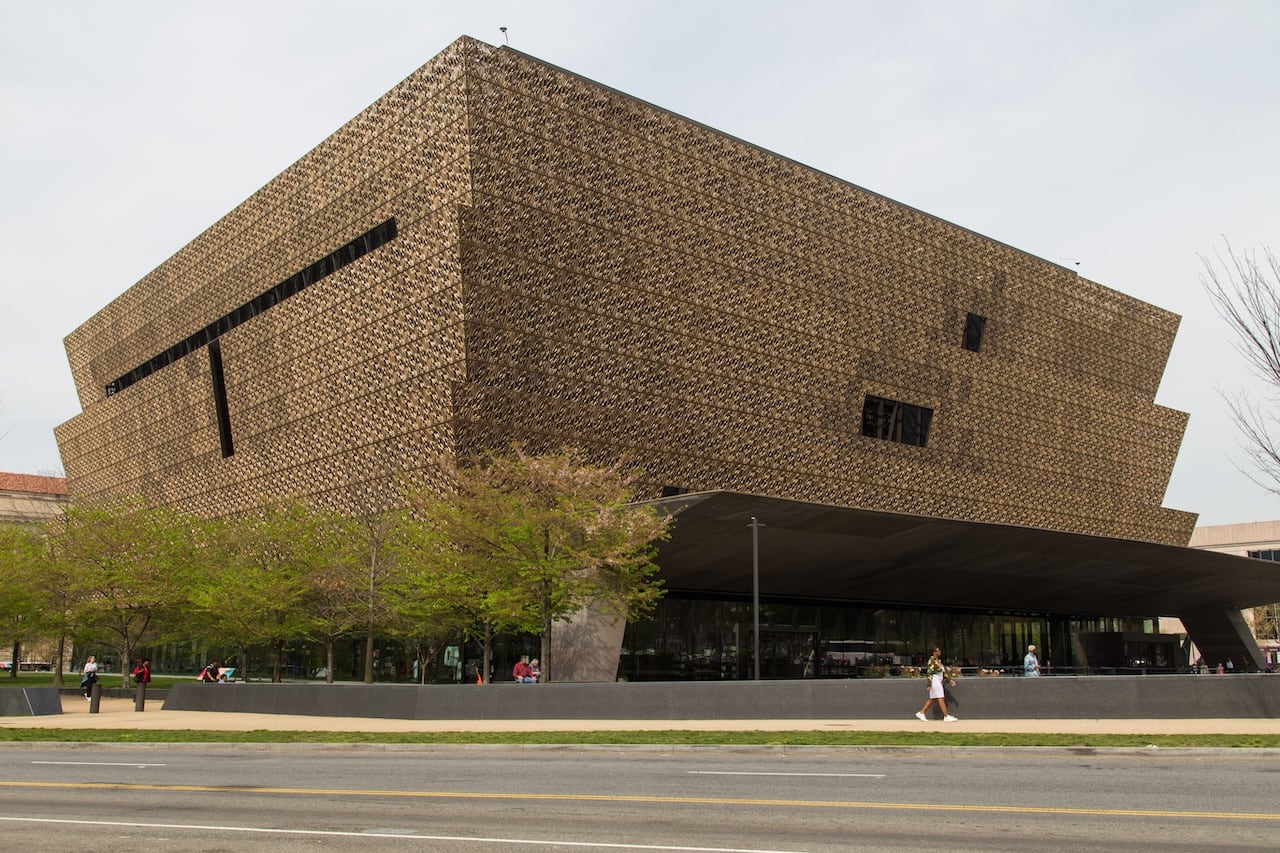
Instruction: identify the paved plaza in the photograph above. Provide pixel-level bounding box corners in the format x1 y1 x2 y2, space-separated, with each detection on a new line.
3 696 1279 736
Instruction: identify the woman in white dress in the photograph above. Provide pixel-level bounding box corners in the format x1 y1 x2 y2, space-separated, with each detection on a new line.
915 647 958 721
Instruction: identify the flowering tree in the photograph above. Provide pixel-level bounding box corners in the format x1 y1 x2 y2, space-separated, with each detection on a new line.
407 445 671 682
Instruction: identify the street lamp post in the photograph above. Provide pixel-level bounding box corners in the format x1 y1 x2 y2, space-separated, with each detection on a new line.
748 516 765 680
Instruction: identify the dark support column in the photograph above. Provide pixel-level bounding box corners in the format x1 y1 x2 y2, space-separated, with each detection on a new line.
88 682 101 714
1180 608 1265 672
134 679 147 711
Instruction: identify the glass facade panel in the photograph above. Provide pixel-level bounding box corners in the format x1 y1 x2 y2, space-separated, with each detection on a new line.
621 594 1156 680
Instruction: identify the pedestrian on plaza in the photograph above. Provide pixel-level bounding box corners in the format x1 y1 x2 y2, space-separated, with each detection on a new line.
1226 657 1235 673
1023 644 1041 677
80 655 99 700
513 655 536 683
199 660 220 683
131 658 152 685
528 658 542 683
915 647 958 722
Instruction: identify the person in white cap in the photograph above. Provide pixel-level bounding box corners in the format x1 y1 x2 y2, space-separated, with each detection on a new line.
1024 644 1041 677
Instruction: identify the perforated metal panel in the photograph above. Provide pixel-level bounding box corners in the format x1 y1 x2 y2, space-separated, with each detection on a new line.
56 37 1194 546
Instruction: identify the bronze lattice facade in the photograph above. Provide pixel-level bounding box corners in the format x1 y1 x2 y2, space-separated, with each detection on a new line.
56 36 1194 548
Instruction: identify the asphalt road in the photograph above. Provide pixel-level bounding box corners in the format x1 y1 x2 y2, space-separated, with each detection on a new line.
2 744 1277 852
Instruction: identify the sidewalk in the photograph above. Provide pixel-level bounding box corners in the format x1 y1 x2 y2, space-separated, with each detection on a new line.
4 697 1280 735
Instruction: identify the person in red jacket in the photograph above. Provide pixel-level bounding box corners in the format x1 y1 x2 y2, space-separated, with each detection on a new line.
512 655 535 683
131 658 152 684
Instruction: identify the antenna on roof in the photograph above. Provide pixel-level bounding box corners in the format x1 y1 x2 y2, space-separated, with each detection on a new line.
500 27 509 45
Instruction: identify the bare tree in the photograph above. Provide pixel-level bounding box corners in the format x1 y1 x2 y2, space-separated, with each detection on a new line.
1201 243 1280 493
1203 244 1280 642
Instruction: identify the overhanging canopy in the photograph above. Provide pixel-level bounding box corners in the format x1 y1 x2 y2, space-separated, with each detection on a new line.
650 492 1280 617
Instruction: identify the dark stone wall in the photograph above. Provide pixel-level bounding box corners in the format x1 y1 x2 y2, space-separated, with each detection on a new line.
163 675 1280 720
0 687 62 716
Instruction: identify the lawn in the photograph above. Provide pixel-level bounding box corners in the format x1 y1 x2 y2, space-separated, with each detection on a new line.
2 728 1279 747
0 671 188 690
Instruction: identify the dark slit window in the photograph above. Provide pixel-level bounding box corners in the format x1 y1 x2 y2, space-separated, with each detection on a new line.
208 341 234 458
963 312 986 352
105 217 397 396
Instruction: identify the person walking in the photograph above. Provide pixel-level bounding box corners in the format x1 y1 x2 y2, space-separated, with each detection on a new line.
1023 644 1041 677
915 647 957 722
80 655 99 700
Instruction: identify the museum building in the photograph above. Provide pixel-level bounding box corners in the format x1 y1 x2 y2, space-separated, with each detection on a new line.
54 36 1280 680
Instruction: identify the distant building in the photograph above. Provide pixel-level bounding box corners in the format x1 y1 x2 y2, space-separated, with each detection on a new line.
53 36 1280 680
1 472 68 669
0 472 69 525
1180 521 1280 670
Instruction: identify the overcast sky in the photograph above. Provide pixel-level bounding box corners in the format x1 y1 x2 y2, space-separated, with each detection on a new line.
2 1 1279 527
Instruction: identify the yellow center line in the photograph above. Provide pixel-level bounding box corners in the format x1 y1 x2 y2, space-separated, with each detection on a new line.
2 780 1277 822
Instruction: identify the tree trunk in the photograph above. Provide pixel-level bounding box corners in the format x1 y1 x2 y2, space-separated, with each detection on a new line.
53 635 66 687
481 622 493 684
238 643 249 682
363 632 375 683
326 640 335 684
8 641 18 678
272 638 284 683
540 615 553 684
120 641 132 689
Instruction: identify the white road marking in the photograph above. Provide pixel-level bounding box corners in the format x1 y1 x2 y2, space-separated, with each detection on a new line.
32 761 167 767
0 816 811 852
689 771 885 778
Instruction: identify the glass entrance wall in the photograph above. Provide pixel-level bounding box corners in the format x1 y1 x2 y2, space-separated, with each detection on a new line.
618 594 1149 681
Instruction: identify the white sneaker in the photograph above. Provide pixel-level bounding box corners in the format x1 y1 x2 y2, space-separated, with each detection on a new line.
943 715 958 722
914 711 926 721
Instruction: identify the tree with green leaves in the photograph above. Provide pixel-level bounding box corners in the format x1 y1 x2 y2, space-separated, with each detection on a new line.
24 517 83 687
0 522 42 679
300 530 363 684
393 499 527 684
335 478 416 684
408 445 672 682
190 501 338 682
50 499 199 687
372 511 468 683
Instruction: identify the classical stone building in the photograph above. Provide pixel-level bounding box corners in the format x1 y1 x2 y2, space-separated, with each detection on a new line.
0 472 69 525
55 37 1280 679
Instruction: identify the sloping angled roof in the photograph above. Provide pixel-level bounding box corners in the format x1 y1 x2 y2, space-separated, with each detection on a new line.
0 472 68 496
650 492 1280 617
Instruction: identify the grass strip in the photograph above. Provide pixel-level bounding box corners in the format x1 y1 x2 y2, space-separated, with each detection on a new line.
2 729 1279 748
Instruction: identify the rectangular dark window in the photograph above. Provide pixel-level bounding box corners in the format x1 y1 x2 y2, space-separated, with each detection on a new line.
963 312 986 352
861 394 933 447
208 341 234 458
1248 549 1280 561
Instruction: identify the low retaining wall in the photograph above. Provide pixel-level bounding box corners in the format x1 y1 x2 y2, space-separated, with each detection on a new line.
0 687 62 716
163 674 1280 720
